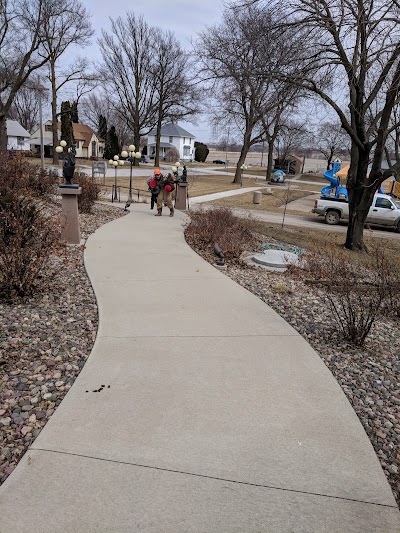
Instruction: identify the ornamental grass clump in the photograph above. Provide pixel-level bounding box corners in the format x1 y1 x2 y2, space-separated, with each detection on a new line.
185 207 257 261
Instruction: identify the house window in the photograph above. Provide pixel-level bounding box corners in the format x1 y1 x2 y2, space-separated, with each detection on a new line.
183 145 191 156
92 140 97 157
17 136 25 145
75 141 80 149
45 124 52 132
169 136 173 143
183 137 186 144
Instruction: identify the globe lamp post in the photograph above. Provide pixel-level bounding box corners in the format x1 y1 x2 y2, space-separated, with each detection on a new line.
121 145 141 202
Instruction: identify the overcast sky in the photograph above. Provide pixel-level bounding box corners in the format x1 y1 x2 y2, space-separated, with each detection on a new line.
78 0 227 142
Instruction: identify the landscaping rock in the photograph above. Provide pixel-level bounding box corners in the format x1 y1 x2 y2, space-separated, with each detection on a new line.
0 203 126 487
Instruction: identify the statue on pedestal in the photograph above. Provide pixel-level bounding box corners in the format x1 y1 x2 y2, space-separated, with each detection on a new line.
62 143 76 186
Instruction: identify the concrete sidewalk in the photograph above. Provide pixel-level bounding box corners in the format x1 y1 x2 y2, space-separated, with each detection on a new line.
0 205 399 532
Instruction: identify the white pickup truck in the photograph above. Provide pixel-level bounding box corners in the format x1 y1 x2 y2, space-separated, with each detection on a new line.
312 193 400 232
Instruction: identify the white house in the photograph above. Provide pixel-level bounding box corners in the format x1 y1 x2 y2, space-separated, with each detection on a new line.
31 120 105 159
6 120 31 151
147 122 195 162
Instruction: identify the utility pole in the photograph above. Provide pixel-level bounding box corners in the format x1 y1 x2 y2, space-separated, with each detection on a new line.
29 75 47 171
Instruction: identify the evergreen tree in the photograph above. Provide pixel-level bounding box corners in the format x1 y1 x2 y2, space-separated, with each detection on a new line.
70 101 79 123
60 101 74 146
107 125 120 158
194 142 209 162
98 115 107 140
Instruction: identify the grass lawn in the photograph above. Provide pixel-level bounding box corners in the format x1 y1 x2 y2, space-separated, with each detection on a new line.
204 188 319 215
100 173 262 199
247 220 400 268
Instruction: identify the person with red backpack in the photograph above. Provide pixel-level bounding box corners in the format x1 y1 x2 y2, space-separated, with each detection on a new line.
147 169 161 210
154 171 176 217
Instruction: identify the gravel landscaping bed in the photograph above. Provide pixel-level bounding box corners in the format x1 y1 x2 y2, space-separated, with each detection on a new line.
186 234 400 507
0 203 125 486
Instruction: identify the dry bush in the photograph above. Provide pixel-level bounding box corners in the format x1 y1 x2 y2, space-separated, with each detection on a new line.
165 147 180 163
73 173 101 213
0 191 59 299
305 245 400 345
185 207 258 261
0 152 58 199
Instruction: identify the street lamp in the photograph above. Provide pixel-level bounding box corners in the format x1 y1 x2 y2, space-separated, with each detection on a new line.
121 145 141 202
112 155 119 200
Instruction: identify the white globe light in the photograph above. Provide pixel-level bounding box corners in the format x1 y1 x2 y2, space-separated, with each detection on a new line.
108 159 113 165
175 161 181 167
113 161 118 167
113 155 119 161
55 146 63 153
128 144 135 152
135 151 141 159
121 150 128 158
171 166 177 172
119 160 124 166
60 140 67 147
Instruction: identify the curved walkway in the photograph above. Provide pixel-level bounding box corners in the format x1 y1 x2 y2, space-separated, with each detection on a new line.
0 205 399 532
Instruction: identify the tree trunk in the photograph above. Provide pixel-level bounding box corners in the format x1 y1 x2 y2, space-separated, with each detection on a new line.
266 140 274 181
155 110 162 168
233 132 251 184
0 114 7 152
345 148 371 251
50 60 59 165
134 129 141 166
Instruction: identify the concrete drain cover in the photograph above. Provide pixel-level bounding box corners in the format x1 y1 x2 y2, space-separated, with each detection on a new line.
252 249 301 269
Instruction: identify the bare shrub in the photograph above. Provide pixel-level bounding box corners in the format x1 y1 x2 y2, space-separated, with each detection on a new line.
305 245 400 346
165 147 180 163
0 152 58 199
185 207 258 261
0 191 59 299
74 172 101 213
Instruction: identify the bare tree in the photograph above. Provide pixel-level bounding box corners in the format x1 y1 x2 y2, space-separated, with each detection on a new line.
7 85 41 132
0 0 53 150
197 4 301 183
274 120 309 169
39 0 93 163
255 0 400 250
98 14 159 159
80 91 134 151
316 122 349 170
151 29 199 167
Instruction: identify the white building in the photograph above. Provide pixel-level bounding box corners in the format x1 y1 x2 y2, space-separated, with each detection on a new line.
147 122 195 162
6 120 31 151
31 120 105 159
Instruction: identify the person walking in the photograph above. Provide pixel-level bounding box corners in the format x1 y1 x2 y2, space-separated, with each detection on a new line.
147 169 161 210
155 172 175 217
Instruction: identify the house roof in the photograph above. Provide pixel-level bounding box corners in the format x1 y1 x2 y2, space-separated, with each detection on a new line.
148 142 175 148
57 122 101 147
148 122 195 138
6 120 30 138
30 138 53 146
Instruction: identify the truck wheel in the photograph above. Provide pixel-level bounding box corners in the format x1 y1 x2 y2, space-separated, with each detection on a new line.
396 221 400 233
325 210 340 225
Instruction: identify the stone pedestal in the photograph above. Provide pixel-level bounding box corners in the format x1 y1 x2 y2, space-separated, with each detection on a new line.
57 187 82 244
175 183 188 210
